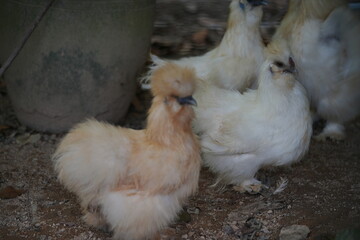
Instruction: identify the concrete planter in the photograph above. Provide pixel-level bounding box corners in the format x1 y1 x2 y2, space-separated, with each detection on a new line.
0 0 155 133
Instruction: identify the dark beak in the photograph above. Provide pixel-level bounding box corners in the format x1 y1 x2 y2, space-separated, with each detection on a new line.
284 57 297 74
247 0 268 7
239 2 245 10
176 96 197 106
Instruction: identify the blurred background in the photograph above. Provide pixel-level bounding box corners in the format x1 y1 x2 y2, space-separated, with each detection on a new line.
151 0 359 58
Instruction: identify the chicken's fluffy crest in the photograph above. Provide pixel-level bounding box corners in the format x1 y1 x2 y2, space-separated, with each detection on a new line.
151 63 196 98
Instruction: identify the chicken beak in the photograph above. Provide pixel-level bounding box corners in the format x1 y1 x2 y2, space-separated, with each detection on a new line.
283 66 297 74
176 96 197 106
260 0 268 6
286 57 297 74
239 2 245 10
247 0 268 7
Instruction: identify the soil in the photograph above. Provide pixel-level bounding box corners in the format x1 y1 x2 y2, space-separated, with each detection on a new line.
1 1 360 240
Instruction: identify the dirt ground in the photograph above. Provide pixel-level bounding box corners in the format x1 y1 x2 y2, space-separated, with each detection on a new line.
1 1 360 240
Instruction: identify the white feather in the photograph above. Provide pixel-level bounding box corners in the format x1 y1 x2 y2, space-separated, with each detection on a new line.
193 59 312 188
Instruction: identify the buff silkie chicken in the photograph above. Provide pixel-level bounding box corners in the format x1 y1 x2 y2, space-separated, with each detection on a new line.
144 0 266 91
272 0 360 141
193 55 312 193
53 63 201 240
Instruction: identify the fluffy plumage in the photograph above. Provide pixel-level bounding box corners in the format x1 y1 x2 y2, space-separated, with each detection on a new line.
193 55 312 192
272 0 360 140
144 0 265 91
53 63 201 240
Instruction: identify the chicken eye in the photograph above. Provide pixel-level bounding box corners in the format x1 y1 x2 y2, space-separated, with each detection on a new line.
274 61 285 68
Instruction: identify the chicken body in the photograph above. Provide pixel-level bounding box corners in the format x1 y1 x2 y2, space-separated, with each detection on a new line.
145 0 265 91
193 59 312 191
53 64 201 240
272 0 360 140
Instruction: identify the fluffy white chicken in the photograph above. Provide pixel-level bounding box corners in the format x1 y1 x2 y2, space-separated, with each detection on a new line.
272 0 360 140
53 63 201 240
144 0 266 91
193 55 312 192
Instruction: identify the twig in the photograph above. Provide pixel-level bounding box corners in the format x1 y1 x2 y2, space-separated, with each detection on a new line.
0 0 57 78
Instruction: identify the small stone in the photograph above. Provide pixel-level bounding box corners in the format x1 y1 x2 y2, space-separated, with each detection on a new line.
16 133 30 144
279 225 310 240
187 207 200 215
64 222 76 227
181 234 188 239
28 134 41 144
267 210 273 214
39 235 47 240
245 218 262 230
223 224 235 235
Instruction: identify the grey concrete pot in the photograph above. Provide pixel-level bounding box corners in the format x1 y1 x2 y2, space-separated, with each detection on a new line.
0 0 155 133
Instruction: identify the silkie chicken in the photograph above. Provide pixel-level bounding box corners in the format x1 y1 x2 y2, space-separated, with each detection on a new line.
144 0 266 91
271 0 360 141
193 51 312 193
53 63 201 240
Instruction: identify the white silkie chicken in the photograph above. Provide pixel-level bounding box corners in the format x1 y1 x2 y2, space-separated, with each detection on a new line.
53 63 201 240
144 0 266 91
193 52 312 192
272 0 360 140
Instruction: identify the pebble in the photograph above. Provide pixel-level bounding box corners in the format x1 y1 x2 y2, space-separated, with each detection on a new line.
64 222 76 227
28 134 41 144
279 225 310 240
39 235 48 240
223 224 235 235
187 207 200 215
